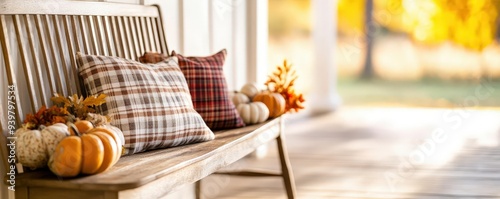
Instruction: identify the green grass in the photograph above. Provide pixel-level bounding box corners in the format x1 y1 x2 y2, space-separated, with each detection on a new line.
337 78 500 107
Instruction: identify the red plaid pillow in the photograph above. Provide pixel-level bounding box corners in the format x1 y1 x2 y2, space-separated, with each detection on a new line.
173 49 245 129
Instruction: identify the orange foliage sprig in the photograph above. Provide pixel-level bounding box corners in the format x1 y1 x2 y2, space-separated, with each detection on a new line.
51 93 107 120
265 60 305 113
24 106 70 130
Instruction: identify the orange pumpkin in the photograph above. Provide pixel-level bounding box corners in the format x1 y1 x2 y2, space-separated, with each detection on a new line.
69 120 94 135
48 136 83 177
81 134 104 174
88 127 123 164
253 92 286 118
48 123 123 177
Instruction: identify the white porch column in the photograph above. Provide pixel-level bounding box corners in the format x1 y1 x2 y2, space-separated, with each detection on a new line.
310 0 342 114
246 0 268 86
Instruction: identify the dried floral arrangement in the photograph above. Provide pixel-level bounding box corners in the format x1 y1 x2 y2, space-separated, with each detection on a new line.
23 93 109 130
51 93 107 120
24 106 70 130
264 59 305 113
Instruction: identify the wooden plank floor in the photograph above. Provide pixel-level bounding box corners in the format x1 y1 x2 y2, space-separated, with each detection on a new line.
197 107 500 199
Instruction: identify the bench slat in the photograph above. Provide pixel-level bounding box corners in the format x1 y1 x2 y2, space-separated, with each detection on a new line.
24 15 49 107
13 15 39 112
0 15 23 125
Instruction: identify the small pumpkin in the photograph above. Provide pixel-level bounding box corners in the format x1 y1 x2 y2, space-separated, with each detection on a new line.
48 136 83 177
232 92 250 107
48 124 123 177
101 124 126 156
15 123 70 169
253 92 286 118
42 123 72 157
236 102 269 125
69 120 94 135
240 83 260 99
88 125 125 163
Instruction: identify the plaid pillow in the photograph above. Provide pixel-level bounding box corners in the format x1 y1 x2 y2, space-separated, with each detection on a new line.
77 53 214 154
174 50 245 130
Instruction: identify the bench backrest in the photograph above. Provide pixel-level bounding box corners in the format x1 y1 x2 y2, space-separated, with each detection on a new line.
0 1 169 184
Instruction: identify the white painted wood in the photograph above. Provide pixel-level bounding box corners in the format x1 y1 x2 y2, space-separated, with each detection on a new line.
209 0 236 90
143 0 182 53
246 0 268 86
309 0 342 114
144 0 262 91
181 0 210 56
104 0 140 4
231 0 248 91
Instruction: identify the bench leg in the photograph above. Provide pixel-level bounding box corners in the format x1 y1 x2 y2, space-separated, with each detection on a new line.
195 180 202 199
277 132 297 198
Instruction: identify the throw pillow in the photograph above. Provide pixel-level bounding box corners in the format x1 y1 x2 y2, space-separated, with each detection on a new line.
173 50 245 130
77 53 214 154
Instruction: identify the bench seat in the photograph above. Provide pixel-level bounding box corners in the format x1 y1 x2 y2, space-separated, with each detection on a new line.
15 118 292 199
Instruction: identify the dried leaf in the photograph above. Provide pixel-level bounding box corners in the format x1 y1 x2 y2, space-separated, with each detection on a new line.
82 94 107 107
51 93 108 120
51 93 71 107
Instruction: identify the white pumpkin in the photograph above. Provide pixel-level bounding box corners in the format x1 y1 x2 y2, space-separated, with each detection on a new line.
236 102 269 125
16 123 70 169
15 128 47 169
42 123 71 157
232 92 250 107
240 83 260 99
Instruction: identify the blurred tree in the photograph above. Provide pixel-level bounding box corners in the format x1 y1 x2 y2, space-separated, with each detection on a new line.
362 0 375 79
497 11 500 41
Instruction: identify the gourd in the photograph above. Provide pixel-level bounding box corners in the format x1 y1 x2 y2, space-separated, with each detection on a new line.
240 83 260 99
236 102 269 125
232 92 250 107
253 92 286 118
15 123 70 169
48 123 124 177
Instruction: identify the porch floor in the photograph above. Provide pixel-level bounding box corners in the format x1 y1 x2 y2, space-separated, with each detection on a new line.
200 107 500 199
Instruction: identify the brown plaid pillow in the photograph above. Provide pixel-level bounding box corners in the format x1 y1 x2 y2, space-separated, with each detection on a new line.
77 53 214 154
173 50 245 130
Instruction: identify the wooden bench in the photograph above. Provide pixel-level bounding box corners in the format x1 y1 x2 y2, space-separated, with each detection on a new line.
0 1 296 199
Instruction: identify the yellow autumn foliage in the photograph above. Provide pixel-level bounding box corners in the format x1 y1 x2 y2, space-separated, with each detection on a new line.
337 0 500 51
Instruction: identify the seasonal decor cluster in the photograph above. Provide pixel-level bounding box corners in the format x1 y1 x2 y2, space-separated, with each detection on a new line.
233 59 305 125
15 93 125 177
265 59 305 113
